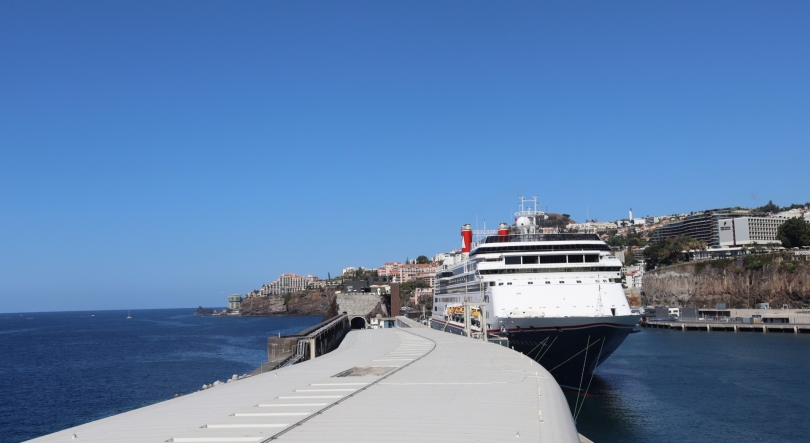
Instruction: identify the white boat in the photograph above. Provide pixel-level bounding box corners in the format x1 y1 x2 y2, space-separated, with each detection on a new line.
126 311 132 320
429 197 640 389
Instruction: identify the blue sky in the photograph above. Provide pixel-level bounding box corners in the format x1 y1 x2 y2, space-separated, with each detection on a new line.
1 1 809 312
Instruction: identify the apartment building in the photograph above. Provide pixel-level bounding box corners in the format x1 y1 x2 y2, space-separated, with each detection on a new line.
566 221 618 234
257 273 317 296
397 262 439 286
652 211 732 247
377 262 401 277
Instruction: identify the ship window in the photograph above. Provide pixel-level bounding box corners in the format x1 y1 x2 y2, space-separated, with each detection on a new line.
505 256 521 265
576 280 582 283
559 280 565 283
507 282 512 285
568 255 584 263
585 255 599 263
498 282 504 286
522 255 538 264
545 281 551 284
528 281 534 284
540 255 566 264
489 282 495 286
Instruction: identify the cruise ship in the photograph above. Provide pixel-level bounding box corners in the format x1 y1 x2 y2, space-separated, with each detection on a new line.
429 197 640 389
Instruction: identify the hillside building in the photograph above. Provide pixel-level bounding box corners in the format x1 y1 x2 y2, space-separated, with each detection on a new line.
652 211 733 247
257 273 317 296
718 216 788 247
227 294 242 311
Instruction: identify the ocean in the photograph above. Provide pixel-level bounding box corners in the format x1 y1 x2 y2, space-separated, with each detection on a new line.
568 327 810 443
0 309 322 443
2 310 809 443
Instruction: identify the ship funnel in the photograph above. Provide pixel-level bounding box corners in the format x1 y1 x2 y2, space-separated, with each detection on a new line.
461 224 473 253
498 222 509 242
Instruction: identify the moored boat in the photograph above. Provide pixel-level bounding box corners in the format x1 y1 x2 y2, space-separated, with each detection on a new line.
429 197 640 389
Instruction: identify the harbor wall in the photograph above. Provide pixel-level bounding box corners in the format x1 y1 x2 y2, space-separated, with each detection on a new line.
643 254 810 308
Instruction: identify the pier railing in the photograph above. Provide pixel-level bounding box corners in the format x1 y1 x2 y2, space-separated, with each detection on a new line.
278 314 350 368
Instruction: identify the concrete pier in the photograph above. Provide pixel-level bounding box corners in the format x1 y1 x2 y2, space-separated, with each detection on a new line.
643 321 810 333
25 317 581 443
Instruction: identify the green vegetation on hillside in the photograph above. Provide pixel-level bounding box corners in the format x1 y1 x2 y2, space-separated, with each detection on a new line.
754 200 809 213
777 217 810 248
608 231 648 248
756 200 781 213
399 278 430 310
643 236 705 270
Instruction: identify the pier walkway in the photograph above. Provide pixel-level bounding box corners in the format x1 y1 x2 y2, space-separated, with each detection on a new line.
26 317 580 443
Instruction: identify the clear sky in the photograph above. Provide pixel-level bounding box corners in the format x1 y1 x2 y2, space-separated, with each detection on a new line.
1 1 809 312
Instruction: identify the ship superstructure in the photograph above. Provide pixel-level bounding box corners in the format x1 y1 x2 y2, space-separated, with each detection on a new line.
430 197 640 388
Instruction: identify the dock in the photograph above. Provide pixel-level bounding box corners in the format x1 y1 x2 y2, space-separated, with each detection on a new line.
642 320 810 333
25 317 582 443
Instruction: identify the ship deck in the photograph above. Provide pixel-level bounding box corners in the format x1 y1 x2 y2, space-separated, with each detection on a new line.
25 317 582 443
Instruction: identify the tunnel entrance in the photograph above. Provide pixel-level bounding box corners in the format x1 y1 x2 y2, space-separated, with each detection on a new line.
350 317 367 330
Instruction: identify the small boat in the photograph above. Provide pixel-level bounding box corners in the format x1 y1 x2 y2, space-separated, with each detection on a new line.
126 311 132 320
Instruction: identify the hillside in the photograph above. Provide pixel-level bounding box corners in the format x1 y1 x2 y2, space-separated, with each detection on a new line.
643 253 810 308
239 288 338 317
538 213 575 230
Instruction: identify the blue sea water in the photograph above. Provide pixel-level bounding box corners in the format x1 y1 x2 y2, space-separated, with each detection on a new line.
0 309 322 443
2 312 809 443
568 328 810 443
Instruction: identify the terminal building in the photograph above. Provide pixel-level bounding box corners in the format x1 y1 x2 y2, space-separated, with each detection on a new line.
718 216 788 247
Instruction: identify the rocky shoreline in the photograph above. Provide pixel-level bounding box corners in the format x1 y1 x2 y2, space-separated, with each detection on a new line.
238 288 338 318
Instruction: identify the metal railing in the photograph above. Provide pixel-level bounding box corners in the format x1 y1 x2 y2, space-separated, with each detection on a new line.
279 314 348 368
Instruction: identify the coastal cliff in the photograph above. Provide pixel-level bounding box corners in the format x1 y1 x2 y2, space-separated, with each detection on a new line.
643 253 810 308
239 288 338 317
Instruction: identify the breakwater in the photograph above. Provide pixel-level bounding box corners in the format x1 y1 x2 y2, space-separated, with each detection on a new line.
643 253 810 308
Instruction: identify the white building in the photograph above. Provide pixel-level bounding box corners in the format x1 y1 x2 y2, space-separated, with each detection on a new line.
432 252 449 263
566 222 618 233
227 294 242 311
624 265 644 289
342 267 357 276
718 216 788 247
258 273 317 296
